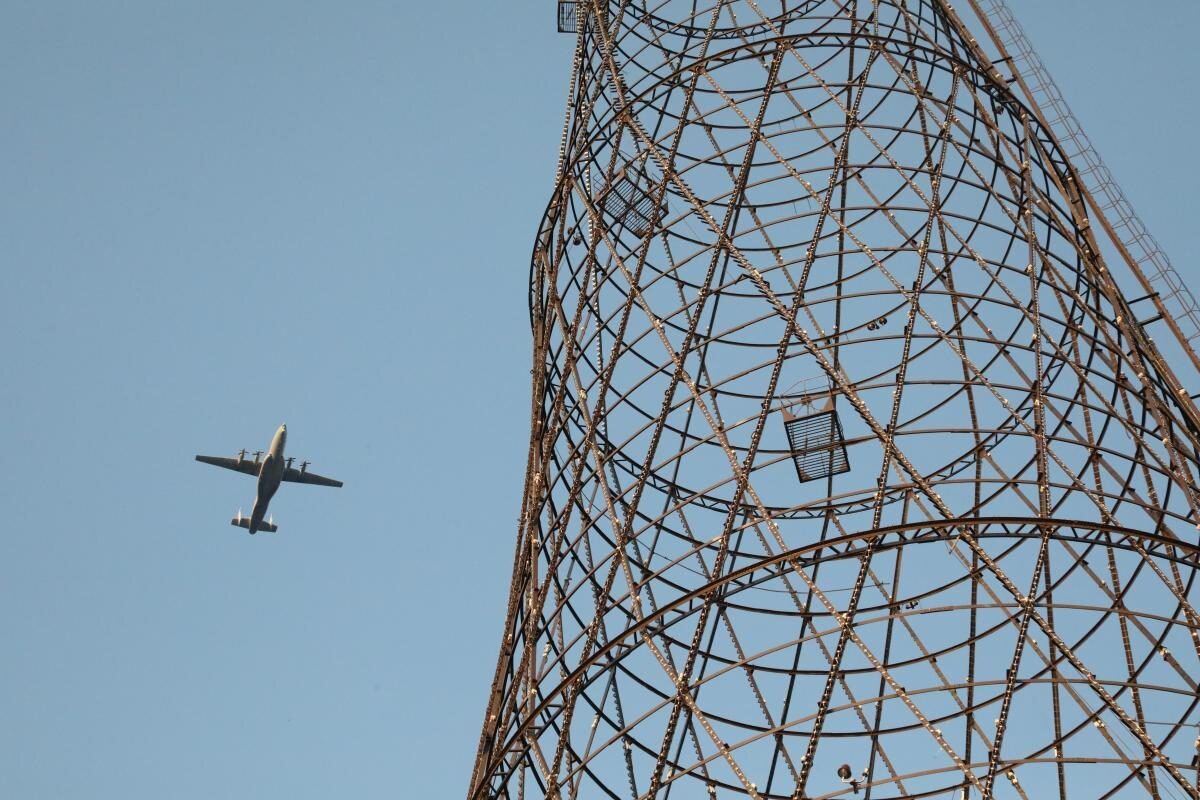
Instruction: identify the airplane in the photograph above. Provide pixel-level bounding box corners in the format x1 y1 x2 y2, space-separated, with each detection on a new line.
195 423 342 534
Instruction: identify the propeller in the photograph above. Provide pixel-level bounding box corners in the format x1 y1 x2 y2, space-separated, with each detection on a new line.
253 450 263 463
286 457 295 469
300 460 310 473
237 448 248 461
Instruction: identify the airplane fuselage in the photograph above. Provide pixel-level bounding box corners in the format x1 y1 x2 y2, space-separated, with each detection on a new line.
249 423 287 533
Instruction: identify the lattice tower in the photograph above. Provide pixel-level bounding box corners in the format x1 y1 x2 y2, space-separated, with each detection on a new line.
471 2 1200 798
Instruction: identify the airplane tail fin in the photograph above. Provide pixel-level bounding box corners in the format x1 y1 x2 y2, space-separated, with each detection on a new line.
231 514 278 533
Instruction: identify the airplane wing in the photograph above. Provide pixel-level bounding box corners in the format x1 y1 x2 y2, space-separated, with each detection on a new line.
195 454 260 477
283 466 343 488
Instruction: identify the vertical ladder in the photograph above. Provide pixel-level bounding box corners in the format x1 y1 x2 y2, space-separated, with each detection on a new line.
969 0 1200 377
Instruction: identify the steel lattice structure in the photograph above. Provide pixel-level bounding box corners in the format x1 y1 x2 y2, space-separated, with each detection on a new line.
470 2 1200 798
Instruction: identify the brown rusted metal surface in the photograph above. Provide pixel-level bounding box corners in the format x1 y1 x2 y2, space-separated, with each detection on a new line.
471 2 1200 798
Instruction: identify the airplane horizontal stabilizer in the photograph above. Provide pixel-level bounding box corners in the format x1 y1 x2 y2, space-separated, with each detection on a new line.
230 516 278 533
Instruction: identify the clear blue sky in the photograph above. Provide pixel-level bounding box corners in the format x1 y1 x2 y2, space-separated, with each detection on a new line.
1 2 1195 798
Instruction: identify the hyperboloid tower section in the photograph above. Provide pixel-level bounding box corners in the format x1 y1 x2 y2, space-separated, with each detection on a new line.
471 2 1200 798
